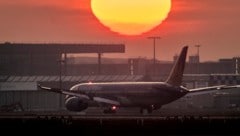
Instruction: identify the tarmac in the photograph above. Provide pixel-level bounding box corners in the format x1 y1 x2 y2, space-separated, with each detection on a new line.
1 108 240 135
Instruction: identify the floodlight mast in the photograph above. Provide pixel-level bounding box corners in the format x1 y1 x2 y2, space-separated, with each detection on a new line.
148 36 161 75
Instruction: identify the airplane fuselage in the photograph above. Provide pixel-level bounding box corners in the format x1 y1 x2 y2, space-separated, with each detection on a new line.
69 82 189 109
38 46 239 114
38 46 193 113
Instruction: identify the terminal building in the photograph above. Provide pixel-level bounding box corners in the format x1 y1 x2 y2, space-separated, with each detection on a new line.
0 43 240 112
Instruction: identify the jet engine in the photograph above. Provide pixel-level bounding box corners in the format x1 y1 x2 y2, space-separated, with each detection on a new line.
65 97 88 112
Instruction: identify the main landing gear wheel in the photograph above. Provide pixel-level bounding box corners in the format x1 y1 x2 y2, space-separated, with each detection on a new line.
140 108 153 115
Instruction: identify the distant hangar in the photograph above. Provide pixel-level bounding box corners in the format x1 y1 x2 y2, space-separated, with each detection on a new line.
0 42 125 75
0 42 125 54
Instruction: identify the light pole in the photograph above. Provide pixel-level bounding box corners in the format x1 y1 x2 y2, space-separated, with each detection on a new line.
58 59 65 90
148 36 161 75
58 57 65 110
195 45 201 58
195 45 201 74
98 53 102 75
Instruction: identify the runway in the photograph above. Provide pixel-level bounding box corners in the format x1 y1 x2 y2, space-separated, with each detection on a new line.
1 105 239 134
1 109 240 135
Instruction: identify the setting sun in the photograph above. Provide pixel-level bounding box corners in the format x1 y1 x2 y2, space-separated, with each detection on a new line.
91 0 172 36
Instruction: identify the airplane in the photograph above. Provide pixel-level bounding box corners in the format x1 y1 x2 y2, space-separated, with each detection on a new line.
38 46 240 114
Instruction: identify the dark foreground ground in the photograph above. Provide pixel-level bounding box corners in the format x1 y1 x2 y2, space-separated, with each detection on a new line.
1 110 240 136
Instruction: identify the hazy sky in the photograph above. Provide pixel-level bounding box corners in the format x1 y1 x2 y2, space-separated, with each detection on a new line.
1 0 240 62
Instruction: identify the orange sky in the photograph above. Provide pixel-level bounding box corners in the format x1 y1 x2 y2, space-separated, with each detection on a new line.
0 0 240 61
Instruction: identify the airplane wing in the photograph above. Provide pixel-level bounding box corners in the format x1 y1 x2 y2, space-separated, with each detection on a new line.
186 85 240 97
38 84 120 106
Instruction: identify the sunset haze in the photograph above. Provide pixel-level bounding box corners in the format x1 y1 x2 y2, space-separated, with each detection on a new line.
0 0 240 61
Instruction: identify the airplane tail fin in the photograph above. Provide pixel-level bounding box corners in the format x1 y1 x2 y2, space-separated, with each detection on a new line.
166 46 188 86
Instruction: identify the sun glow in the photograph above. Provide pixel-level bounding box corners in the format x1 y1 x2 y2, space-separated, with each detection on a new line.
91 0 171 35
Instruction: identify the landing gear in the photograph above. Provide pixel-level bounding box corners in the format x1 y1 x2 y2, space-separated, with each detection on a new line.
147 107 153 113
140 105 161 114
140 107 153 114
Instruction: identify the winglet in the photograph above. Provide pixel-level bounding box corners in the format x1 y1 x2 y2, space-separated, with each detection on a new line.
166 46 188 86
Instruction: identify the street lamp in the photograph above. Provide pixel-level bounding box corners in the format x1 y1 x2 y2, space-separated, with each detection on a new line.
195 45 201 74
58 59 65 90
148 36 161 75
57 57 65 111
195 45 201 58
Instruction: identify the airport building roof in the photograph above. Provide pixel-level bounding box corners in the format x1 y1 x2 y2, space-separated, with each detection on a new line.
0 43 125 54
0 75 143 82
1 74 240 83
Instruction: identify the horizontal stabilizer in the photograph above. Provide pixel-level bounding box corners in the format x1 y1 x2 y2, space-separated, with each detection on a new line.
186 85 240 97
